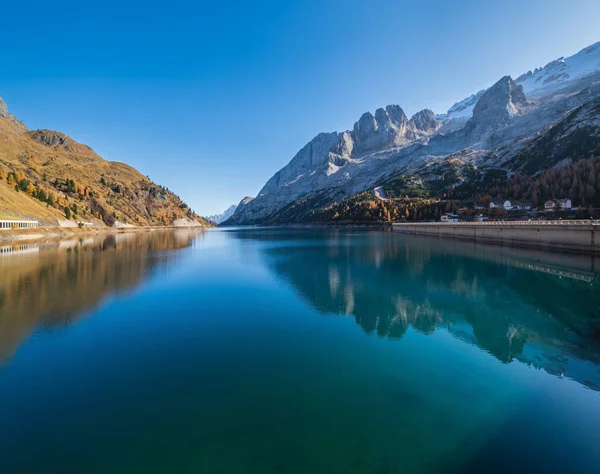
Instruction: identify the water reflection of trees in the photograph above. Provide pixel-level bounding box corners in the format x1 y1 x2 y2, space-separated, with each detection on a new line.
0 230 202 363
235 229 600 390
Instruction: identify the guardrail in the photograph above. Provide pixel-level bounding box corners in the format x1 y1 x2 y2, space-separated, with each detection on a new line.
393 220 599 226
0 219 39 229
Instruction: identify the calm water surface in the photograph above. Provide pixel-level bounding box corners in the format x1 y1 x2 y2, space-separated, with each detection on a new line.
1 228 600 474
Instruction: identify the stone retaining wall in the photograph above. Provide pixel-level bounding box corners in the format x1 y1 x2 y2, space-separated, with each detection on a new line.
392 222 599 254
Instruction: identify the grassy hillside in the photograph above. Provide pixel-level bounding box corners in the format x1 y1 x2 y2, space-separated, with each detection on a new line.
0 107 209 227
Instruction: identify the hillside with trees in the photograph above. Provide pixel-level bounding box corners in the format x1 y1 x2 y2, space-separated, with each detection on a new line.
256 155 600 224
0 100 209 227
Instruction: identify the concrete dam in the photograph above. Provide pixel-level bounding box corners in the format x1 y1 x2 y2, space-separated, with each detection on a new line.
392 220 600 254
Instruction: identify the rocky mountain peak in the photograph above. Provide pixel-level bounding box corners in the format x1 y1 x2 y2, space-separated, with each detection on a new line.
0 97 8 118
468 76 527 130
374 107 388 124
386 104 408 124
409 109 440 133
227 196 255 222
582 41 600 55
355 111 377 136
352 105 410 154
27 129 74 151
227 40 600 226
0 97 29 133
334 131 354 156
205 204 238 224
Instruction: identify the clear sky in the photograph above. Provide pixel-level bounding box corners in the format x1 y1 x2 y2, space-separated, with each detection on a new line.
1 0 599 215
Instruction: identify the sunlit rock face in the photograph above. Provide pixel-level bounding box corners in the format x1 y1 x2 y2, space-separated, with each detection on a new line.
229 41 600 225
467 76 529 132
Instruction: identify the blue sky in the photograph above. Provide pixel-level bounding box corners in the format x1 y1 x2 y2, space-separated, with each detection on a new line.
2 0 599 215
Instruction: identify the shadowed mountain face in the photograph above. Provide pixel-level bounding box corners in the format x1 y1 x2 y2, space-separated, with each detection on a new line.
0 230 203 363
230 229 600 390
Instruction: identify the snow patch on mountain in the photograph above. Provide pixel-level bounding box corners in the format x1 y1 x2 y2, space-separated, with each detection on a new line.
445 89 485 119
516 41 600 96
443 41 600 120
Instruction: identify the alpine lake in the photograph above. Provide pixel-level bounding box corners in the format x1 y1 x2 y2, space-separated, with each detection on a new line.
1 228 599 474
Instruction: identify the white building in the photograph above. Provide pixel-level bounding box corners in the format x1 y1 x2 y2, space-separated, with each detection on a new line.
490 200 512 210
545 198 572 210
512 201 533 210
441 213 459 223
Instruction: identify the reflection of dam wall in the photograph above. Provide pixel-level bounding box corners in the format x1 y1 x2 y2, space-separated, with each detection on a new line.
398 233 598 283
393 222 600 254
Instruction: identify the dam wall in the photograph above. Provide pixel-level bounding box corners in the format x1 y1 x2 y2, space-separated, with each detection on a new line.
392 221 600 254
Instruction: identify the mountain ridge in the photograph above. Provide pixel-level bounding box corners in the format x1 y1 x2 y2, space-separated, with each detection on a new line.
205 204 237 224
0 99 210 227
226 40 600 226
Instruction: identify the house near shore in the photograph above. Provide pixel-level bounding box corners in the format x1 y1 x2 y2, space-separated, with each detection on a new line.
441 213 459 223
512 201 533 211
490 200 512 210
545 198 572 210
556 198 572 209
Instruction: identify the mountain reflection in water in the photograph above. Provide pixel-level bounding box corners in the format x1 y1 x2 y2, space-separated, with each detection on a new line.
0 230 203 363
1 227 599 393
230 229 600 391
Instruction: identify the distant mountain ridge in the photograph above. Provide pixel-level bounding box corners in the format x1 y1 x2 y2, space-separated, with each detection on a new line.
205 204 237 224
226 40 600 225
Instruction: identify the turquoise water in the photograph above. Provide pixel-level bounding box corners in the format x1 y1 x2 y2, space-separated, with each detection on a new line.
1 228 600 474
